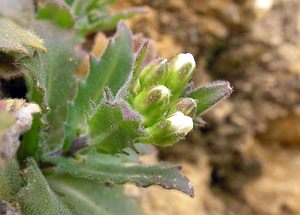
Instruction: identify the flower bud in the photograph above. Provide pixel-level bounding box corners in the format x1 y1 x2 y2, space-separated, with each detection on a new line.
168 98 197 117
143 111 193 146
167 111 193 135
165 53 196 98
138 58 168 91
133 85 171 126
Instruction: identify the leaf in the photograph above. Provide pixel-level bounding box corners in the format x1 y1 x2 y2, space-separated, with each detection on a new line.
132 41 149 81
64 0 74 6
47 174 142 215
16 158 72 215
36 0 74 28
30 22 79 147
0 18 46 55
18 114 44 161
20 54 46 160
71 0 117 15
75 7 146 36
0 158 22 201
63 22 133 151
44 151 194 197
127 41 149 96
88 98 144 153
187 81 233 115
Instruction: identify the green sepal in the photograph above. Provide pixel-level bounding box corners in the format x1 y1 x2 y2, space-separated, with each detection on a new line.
133 85 170 126
165 53 196 99
168 97 197 117
142 111 193 147
138 58 168 91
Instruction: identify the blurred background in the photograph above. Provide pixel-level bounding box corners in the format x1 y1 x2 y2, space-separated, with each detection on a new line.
115 0 300 214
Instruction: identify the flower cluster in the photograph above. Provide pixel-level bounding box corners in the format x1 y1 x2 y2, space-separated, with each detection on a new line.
132 53 197 146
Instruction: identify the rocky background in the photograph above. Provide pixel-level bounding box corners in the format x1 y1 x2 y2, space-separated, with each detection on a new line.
115 0 300 214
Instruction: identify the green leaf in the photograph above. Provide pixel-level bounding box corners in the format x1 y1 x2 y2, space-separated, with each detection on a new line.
75 7 145 36
128 41 149 96
31 22 79 147
64 0 74 6
18 114 43 161
63 22 133 151
0 18 46 55
88 98 144 153
36 0 74 28
20 54 46 160
187 81 233 115
16 158 72 215
47 174 142 215
44 151 194 197
71 0 117 17
0 158 21 201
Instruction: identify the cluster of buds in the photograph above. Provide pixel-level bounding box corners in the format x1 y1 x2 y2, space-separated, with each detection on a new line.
132 53 197 147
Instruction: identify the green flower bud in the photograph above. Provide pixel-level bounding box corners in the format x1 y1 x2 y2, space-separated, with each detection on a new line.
143 111 193 146
138 58 168 91
168 98 197 117
165 53 196 99
133 85 171 126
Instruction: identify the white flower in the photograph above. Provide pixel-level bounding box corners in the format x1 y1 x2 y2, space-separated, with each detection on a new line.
173 53 196 72
166 53 196 98
167 111 193 135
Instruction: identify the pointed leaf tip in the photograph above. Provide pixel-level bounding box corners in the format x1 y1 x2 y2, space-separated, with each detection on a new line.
187 80 233 115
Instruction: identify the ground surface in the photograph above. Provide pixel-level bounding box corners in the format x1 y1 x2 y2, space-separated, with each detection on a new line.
116 1 300 214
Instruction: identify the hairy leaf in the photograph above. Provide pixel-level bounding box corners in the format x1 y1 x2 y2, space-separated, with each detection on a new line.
187 81 233 115
75 7 146 36
63 22 133 151
20 53 46 160
88 98 144 153
30 22 79 147
0 18 46 55
45 151 194 197
17 158 72 215
64 0 74 6
0 159 21 201
47 174 142 215
71 0 117 16
18 114 44 161
126 41 149 97
36 0 74 28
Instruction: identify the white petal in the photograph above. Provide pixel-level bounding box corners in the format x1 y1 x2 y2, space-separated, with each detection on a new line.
174 53 196 71
167 111 193 135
